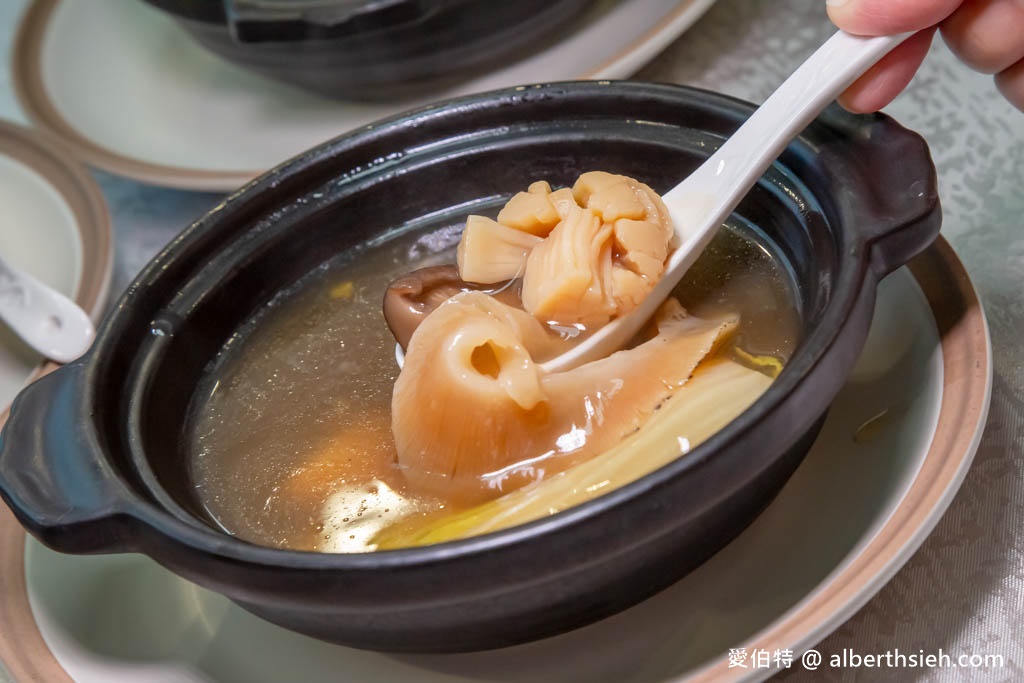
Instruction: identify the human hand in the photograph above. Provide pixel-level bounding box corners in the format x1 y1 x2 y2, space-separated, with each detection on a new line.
827 0 1024 112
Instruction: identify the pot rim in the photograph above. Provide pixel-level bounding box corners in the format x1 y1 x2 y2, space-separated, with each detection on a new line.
7 81 941 572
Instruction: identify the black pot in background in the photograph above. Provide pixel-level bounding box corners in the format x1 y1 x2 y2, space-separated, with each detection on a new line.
0 82 940 652
142 0 593 99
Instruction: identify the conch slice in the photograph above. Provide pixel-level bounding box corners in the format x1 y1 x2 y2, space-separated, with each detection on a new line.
392 292 737 504
457 172 676 328
457 215 542 284
378 358 774 549
496 185 561 236
520 203 616 327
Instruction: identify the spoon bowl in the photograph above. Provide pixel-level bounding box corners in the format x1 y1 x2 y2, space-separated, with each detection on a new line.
0 254 93 363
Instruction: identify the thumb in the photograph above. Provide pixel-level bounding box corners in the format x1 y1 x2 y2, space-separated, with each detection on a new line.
827 0 962 35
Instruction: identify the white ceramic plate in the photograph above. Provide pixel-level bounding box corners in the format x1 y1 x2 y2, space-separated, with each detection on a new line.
0 121 110 421
0 238 990 682
13 0 718 191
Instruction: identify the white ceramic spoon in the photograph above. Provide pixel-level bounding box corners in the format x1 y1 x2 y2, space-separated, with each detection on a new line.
0 254 94 363
393 30 912 372
539 29 914 373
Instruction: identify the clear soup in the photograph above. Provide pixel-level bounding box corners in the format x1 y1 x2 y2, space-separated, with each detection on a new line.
188 218 799 552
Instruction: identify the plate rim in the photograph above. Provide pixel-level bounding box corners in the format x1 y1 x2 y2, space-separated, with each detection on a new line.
0 118 112 683
12 0 255 191
685 237 992 682
11 0 717 192
0 119 112 417
0 236 991 682
588 0 718 79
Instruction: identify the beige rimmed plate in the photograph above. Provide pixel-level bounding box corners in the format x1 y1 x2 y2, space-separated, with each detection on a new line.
0 238 989 682
12 0 718 191
0 120 111 426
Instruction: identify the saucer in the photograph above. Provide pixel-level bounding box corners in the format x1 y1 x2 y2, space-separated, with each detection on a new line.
0 120 110 422
13 0 718 191
0 237 990 682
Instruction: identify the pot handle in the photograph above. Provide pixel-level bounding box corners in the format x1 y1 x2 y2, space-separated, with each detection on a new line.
0 364 135 554
809 105 943 277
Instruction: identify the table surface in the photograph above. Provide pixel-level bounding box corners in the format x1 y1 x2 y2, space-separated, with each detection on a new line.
1 1 1022 681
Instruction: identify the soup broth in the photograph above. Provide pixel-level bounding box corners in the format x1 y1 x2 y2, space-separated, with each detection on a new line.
189 219 799 552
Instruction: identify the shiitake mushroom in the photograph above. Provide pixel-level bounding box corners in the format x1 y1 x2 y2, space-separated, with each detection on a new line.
382 265 520 349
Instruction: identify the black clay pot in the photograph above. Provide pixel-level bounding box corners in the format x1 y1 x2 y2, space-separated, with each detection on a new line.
141 0 592 100
0 82 939 652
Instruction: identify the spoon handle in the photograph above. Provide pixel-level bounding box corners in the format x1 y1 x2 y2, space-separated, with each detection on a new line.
0 255 94 363
541 30 912 374
664 30 913 246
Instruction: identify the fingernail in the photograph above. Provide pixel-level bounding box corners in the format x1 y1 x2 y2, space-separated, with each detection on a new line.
826 0 849 6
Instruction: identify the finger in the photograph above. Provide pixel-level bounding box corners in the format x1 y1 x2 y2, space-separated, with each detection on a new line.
838 28 937 112
940 0 1024 74
995 58 1024 111
827 0 962 35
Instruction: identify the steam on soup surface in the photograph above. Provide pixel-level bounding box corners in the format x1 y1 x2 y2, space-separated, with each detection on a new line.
188 177 799 552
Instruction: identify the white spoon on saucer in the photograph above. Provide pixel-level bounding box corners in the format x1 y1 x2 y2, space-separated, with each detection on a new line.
539 29 913 373
0 254 94 363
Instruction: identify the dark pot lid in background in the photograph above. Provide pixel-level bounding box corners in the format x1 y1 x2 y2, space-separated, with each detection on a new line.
150 0 466 43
